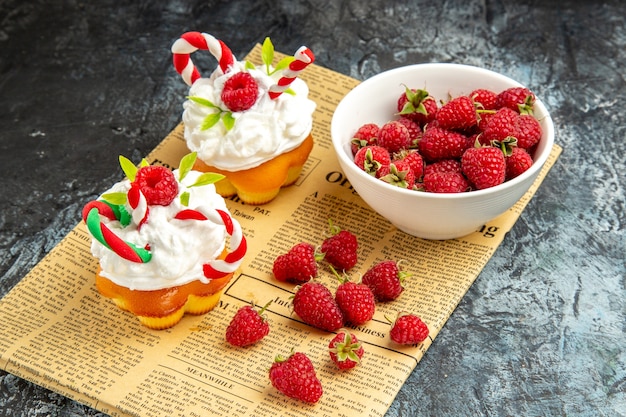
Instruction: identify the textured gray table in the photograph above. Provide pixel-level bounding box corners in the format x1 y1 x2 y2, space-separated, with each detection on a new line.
1 1 624 416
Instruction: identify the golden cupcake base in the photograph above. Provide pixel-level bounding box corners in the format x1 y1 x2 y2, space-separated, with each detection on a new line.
134 291 223 330
96 268 233 330
193 134 313 205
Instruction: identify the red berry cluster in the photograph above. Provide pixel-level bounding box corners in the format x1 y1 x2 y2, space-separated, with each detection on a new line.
224 299 326 403
265 310 427 404
272 222 359 284
272 224 412 331
267 329 367 403
222 223 359 403
291 275 376 333
272 227 417 334
351 86 543 193
227 226 430 403
290 258 415 329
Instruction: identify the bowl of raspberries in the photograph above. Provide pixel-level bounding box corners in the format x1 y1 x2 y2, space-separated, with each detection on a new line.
330 63 555 240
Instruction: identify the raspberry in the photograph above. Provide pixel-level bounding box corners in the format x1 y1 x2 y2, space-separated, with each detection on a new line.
225 302 271 347
495 86 536 114
423 171 470 193
480 107 519 144
419 125 472 162
394 149 424 181
424 159 462 177
389 313 430 345
134 165 179 206
351 85 543 194
505 146 534 180
469 88 498 110
272 242 317 284
353 145 391 177
335 279 376 326
397 88 438 127
221 72 259 112
378 160 416 189
436 95 478 131
461 145 506 190
481 107 541 150
320 227 358 271
351 123 380 155
292 282 344 332
396 117 422 145
515 114 542 149
269 352 323 403
378 120 412 154
329 331 364 370
362 260 408 302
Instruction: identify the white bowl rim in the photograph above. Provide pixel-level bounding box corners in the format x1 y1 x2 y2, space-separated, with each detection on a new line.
331 62 555 201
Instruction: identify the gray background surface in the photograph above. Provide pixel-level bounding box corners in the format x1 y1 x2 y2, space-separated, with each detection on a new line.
1 0 624 416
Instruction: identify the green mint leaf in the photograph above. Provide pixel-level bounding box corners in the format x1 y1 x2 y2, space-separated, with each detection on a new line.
200 112 222 130
190 172 226 187
119 156 138 181
188 96 218 108
180 191 190 207
283 87 296 96
222 112 235 131
140 159 150 167
270 56 295 75
101 192 128 205
244 61 256 70
178 152 197 181
262 37 275 73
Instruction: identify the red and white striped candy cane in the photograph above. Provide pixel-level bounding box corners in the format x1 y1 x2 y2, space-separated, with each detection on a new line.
127 183 149 228
175 208 247 281
268 46 315 100
83 203 152 263
171 31 236 86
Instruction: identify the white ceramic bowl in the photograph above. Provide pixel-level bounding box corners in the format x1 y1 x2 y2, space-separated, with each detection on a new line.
330 63 555 240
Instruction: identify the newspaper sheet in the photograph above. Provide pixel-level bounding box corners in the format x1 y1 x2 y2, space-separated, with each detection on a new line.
0 45 562 417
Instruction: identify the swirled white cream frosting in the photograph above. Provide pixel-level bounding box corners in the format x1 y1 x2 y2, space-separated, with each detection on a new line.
90 170 230 291
182 61 316 171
